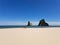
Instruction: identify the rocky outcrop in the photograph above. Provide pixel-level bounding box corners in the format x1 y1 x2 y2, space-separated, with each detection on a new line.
27 21 32 26
38 19 49 26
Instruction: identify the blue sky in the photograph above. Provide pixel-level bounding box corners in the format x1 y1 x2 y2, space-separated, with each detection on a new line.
0 0 60 25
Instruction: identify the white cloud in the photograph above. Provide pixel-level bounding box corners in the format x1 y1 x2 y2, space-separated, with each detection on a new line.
0 21 60 26
48 22 60 26
0 22 27 25
31 21 60 26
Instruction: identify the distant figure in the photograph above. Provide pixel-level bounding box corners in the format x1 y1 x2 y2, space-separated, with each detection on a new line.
27 21 32 26
38 19 49 26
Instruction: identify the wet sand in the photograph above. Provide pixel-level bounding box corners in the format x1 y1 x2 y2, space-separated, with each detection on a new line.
0 27 60 45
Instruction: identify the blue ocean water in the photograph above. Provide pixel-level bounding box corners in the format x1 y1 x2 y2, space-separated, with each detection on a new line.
0 25 60 29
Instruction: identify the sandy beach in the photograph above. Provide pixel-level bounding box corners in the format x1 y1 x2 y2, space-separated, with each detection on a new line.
0 27 60 45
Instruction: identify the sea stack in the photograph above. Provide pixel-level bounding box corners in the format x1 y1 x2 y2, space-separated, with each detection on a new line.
27 21 32 26
38 19 49 26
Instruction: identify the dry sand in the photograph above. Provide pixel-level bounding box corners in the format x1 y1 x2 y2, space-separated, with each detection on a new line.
0 27 60 45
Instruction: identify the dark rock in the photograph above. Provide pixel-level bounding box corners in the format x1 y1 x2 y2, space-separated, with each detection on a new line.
27 21 32 26
38 19 49 26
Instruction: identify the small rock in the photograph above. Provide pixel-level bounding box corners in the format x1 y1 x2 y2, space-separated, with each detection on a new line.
27 21 32 26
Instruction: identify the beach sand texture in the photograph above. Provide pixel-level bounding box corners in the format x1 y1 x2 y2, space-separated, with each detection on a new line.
0 28 60 45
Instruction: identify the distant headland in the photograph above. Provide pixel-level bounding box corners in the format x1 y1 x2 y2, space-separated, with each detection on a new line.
27 19 49 26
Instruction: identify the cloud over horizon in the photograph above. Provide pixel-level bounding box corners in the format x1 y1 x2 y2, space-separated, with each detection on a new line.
0 21 60 26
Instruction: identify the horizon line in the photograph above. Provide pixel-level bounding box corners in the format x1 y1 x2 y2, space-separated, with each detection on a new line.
0 21 60 25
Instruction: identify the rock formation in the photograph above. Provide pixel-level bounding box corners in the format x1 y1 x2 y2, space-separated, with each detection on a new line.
38 19 49 26
27 21 32 26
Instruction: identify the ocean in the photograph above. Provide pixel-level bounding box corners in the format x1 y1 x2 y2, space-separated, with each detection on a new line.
0 25 60 28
